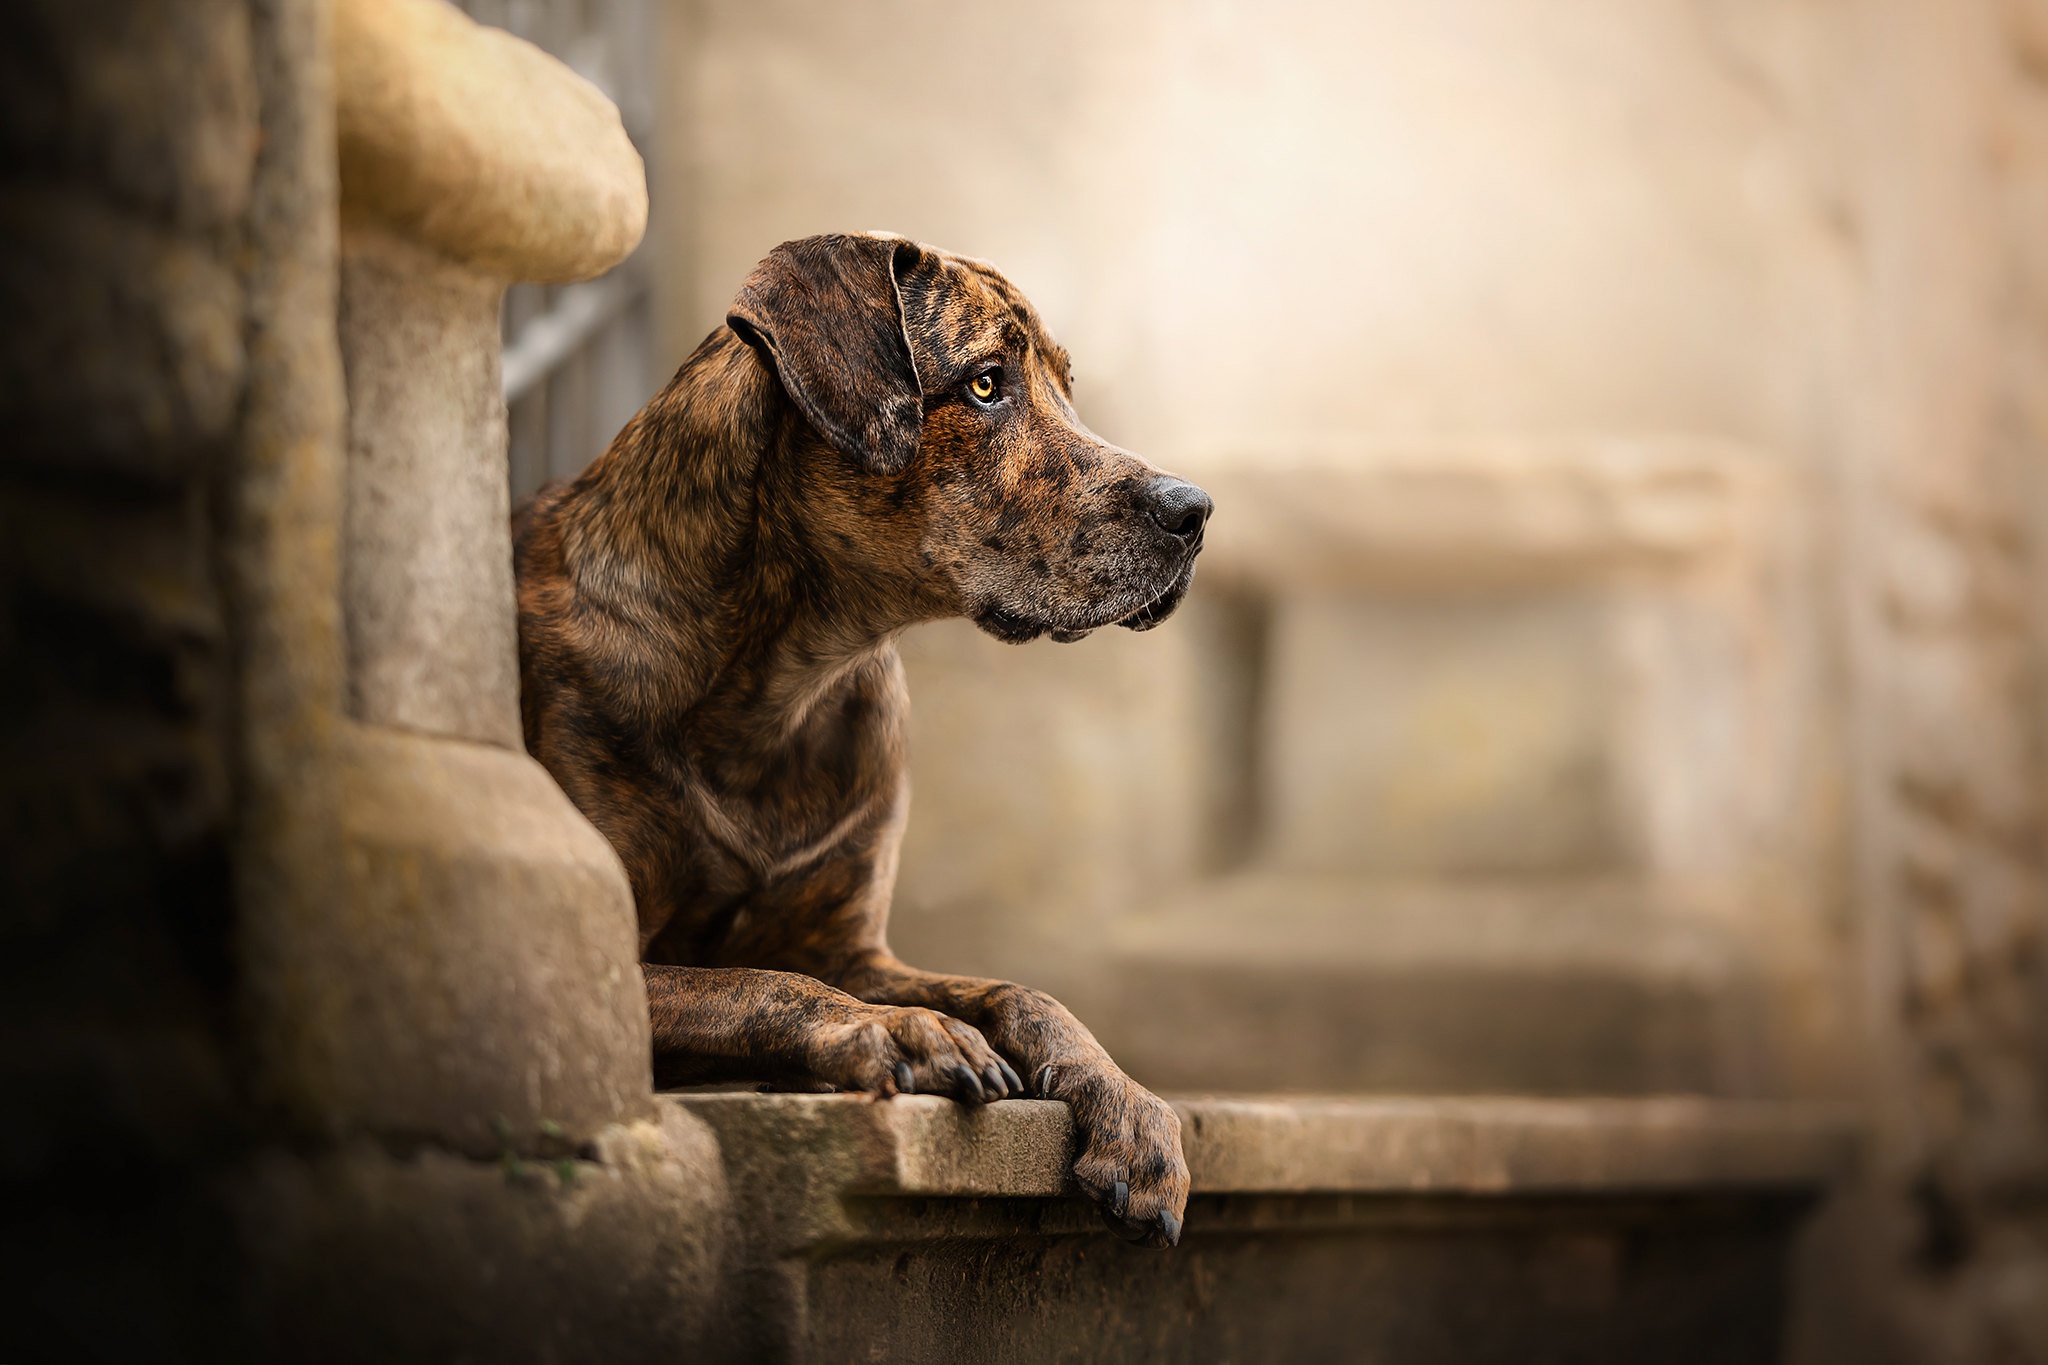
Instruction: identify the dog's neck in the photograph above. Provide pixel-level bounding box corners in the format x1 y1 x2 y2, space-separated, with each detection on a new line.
553 329 923 752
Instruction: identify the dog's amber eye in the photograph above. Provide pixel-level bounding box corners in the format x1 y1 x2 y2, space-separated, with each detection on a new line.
969 371 999 403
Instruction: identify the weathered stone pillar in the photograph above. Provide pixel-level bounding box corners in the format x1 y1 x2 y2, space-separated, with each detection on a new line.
273 0 652 1157
233 5 728 1357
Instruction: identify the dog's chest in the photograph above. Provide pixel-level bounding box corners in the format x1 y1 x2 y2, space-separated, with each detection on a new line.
666 683 903 887
634 717 899 964
678 769 873 885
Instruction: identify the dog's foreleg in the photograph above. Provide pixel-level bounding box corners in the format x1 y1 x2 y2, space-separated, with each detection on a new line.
643 964 1020 1102
826 953 1190 1248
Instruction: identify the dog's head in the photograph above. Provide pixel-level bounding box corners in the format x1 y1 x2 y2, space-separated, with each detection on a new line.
727 233 1210 643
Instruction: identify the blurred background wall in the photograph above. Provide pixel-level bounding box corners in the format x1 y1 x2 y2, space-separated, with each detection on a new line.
479 1 2048 1358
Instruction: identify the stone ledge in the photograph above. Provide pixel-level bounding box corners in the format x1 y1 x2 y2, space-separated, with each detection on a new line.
1173 1095 1855 1194
671 1092 1857 1364
669 1092 1854 1203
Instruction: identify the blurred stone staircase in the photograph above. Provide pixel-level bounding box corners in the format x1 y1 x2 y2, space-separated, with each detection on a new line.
1084 874 1753 1097
896 440 1848 1107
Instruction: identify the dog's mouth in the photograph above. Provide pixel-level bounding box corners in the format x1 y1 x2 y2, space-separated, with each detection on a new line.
1113 556 1196 633
974 555 1199 645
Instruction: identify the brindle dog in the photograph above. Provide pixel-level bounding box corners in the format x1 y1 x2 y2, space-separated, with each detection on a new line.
514 232 1211 1247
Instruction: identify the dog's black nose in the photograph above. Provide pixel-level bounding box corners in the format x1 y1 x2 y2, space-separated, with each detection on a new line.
1139 477 1213 544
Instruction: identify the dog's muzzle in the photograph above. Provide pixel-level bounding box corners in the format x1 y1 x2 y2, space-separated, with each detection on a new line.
975 475 1212 644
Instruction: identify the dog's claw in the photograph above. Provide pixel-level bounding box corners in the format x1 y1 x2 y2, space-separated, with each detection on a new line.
1112 1179 1130 1216
1159 1210 1182 1247
894 1062 915 1095
955 1064 988 1104
982 1063 1007 1097
997 1058 1024 1096
1034 1064 1056 1098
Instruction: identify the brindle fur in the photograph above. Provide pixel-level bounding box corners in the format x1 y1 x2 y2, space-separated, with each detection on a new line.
514 233 1210 1247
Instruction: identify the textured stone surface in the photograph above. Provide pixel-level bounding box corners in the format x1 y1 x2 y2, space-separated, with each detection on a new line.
242 1105 728 1363
1 2 695 1359
338 222 521 748
335 0 645 283
677 1092 1855 1200
676 1091 1852 1364
279 723 651 1153
309 21 653 1157
0 0 258 482
0 1 329 1360
796 1197 1811 1365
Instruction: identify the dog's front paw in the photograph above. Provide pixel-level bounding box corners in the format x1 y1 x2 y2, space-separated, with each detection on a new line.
1043 1068 1189 1248
808 1004 1025 1104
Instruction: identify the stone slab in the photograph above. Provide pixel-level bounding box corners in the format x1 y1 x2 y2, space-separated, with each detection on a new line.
673 1092 1854 1206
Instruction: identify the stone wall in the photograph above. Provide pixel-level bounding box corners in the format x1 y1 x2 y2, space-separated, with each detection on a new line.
0 1 316 1355
1824 2 2048 1356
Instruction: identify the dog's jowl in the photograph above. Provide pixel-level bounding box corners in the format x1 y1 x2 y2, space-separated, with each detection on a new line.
514 233 1211 1247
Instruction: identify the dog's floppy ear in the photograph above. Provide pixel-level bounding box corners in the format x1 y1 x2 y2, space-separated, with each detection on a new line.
727 234 925 474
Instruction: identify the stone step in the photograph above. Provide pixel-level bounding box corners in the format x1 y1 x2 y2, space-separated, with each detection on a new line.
1085 874 1760 1096
671 1091 1855 1365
